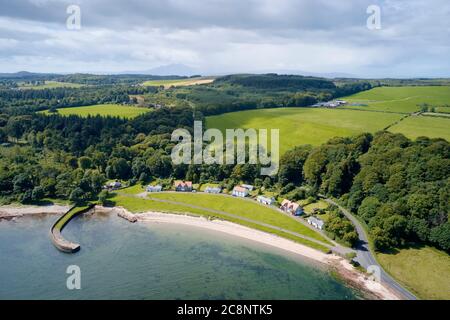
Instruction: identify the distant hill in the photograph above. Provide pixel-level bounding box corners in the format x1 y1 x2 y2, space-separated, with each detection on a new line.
119 64 200 76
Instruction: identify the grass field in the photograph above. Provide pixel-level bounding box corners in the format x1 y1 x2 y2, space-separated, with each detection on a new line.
206 107 403 154
19 81 85 89
110 191 331 252
389 115 450 141
377 246 450 300
41 104 151 119
143 77 215 88
343 86 450 114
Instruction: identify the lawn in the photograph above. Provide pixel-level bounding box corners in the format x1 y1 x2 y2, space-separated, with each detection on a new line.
144 192 331 244
206 107 403 154
40 104 151 119
143 77 215 88
343 86 450 114
54 205 88 231
110 193 330 252
303 200 329 214
377 246 450 300
19 81 85 89
389 115 450 141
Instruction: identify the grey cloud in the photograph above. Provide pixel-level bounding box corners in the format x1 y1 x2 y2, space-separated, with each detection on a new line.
0 0 448 77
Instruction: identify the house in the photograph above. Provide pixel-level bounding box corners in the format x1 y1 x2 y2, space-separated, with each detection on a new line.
204 186 222 194
307 217 325 230
174 180 193 192
280 199 303 216
146 185 162 193
241 184 254 191
105 181 122 190
232 186 249 198
257 195 276 205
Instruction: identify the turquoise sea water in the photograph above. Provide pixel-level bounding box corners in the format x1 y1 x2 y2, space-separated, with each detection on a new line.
0 213 359 300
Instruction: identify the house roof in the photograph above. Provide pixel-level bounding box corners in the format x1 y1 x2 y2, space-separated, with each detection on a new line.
233 186 248 193
308 217 324 227
205 187 221 191
257 196 274 202
174 181 192 187
281 199 301 210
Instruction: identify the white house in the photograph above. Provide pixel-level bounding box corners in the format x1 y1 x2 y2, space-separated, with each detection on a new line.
257 195 276 205
280 199 303 216
147 185 162 193
307 217 325 230
205 187 222 194
232 186 249 197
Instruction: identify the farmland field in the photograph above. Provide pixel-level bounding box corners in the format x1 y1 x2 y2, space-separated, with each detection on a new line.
143 77 215 88
343 86 450 114
40 104 151 119
19 81 85 89
206 107 403 154
389 115 450 141
377 246 450 300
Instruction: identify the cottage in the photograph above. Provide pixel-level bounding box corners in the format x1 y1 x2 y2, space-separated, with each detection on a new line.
241 184 254 191
174 180 193 192
232 186 249 198
307 217 325 230
105 181 122 190
280 199 303 216
204 186 222 194
146 185 162 193
257 195 276 206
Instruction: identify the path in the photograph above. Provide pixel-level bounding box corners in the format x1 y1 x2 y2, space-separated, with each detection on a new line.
320 196 417 300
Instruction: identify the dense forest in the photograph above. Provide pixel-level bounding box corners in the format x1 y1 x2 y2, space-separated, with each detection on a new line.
0 73 448 253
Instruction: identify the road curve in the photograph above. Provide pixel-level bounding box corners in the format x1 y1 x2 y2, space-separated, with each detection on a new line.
320 196 418 300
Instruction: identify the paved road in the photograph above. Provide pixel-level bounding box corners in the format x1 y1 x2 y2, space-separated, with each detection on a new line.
321 196 418 300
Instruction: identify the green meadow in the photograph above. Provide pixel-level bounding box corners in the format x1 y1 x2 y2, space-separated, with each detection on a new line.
206 107 403 154
41 104 151 119
143 77 215 88
389 115 450 141
343 86 450 114
20 81 85 89
377 246 450 300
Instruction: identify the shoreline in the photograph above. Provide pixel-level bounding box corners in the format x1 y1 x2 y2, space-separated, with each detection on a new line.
1 204 401 300
0 204 70 220
104 206 401 300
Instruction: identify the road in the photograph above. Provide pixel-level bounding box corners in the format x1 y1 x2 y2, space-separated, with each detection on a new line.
321 196 418 300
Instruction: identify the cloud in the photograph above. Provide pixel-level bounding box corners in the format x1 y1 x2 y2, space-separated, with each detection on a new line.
0 0 449 77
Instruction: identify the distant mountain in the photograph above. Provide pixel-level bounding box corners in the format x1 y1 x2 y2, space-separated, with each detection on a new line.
0 71 60 79
119 64 200 76
251 69 356 79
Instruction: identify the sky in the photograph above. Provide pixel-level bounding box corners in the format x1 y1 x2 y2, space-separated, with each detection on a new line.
0 0 449 78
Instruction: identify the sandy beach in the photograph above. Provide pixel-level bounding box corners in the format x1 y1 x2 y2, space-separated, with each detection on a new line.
109 207 401 300
0 204 70 220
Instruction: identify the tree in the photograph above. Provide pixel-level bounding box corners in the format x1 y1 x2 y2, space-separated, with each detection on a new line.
31 186 45 202
78 156 93 170
429 223 450 251
98 190 109 206
69 187 85 204
0 128 7 143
